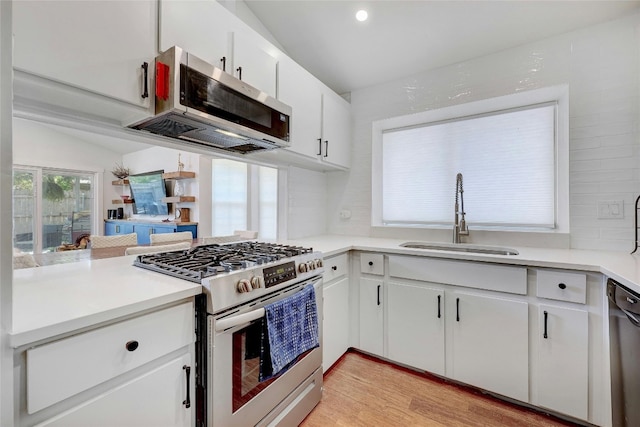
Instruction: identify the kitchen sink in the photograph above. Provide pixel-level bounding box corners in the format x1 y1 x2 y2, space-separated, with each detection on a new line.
400 242 519 256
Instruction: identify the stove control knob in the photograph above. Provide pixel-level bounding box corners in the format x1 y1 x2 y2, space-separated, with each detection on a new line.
314 259 323 268
237 279 252 293
298 263 308 273
307 261 315 271
250 276 264 289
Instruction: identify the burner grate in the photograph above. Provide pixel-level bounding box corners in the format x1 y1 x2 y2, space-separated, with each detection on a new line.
132 242 314 282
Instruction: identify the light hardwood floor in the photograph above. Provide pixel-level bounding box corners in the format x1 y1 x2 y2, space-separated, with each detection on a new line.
300 351 581 427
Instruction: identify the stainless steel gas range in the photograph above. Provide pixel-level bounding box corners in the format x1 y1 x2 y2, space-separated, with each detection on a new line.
134 242 324 427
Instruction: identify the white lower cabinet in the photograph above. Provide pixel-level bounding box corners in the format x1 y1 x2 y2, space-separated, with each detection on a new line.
387 281 445 375
534 304 589 420
35 353 193 427
323 276 350 371
18 301 195 427
359 278 384 356
448 291 529 402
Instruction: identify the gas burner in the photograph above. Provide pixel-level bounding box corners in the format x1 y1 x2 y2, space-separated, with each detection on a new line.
133 241 315 283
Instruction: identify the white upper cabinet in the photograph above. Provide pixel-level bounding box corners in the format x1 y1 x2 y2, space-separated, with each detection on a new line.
160 0 277 97
158 0 230 71
279 57 351 170
13 0 156 108
278 57 323 159
320 89 351 169
231 32 277 98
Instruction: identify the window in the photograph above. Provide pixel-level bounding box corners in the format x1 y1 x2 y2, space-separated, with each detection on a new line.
372 86 568 232
211 159 278 239
13 167 95 253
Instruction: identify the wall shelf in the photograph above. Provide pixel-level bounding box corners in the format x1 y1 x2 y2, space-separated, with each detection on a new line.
163 196 195 203
162 171 195 180
111 179 130 185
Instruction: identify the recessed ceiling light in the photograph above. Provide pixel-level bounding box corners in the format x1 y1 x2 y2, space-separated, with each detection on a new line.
355 10 368 22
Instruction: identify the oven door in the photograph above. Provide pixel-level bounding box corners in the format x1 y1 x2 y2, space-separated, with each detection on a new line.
208 276 323 427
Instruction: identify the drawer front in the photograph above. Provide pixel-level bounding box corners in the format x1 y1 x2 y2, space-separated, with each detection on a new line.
536 269 586 304
360 253 384 276
388 255 527 295
27 302 194 414
323 253 348 282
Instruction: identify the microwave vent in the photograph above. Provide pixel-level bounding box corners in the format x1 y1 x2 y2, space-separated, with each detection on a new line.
142 117 198 137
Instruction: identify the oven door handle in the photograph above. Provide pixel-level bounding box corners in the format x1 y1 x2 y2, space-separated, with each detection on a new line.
215 307 265 332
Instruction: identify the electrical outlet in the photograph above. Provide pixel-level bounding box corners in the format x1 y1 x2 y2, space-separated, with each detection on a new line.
597 200 624 219
339 209 351 219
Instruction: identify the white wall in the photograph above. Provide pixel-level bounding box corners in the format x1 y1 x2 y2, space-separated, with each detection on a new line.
287 166 327 239
328 13 640 252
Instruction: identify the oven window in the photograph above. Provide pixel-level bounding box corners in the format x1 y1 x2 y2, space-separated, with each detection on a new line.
232 319 311 412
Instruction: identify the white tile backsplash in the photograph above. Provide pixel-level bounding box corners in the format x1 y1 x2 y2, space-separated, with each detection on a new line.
324 12 640 251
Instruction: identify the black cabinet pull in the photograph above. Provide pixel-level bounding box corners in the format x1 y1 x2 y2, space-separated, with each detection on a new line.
456 298 460 322
331 265 337 271
182 365 191 408
125 340 139 352
141 62 149 99
558 283 567 290
377 285 381 306
437 295 441 319
236 66 242 80
317 138 322 155
324 140 329 157
368 261 373 266
543 311 548 339
220 56 226 72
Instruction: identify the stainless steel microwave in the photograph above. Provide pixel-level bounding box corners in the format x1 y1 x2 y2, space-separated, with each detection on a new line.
129 46 291 154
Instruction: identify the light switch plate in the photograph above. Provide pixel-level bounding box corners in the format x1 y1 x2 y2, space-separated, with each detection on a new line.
597 200 624 219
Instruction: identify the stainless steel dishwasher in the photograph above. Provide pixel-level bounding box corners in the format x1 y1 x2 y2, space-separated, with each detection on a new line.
607 278 640 427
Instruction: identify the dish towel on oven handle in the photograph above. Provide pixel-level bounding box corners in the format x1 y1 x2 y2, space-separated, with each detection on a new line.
259 283 319 381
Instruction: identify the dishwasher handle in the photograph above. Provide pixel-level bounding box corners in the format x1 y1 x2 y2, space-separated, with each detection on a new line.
608 278 640 327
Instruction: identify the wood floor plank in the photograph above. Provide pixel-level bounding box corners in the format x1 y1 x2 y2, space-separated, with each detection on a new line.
301 351 581 427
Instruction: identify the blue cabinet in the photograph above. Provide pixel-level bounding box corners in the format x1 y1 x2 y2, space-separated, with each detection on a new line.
104 220 197 245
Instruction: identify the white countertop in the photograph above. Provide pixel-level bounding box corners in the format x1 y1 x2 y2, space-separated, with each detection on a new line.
12 234 640 349
284 235 640 294
11 255 202 348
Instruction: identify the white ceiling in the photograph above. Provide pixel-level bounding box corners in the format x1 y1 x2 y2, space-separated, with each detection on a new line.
243 0 640 95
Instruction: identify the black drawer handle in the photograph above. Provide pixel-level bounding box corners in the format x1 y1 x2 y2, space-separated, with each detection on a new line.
183 365 191 408
236 66 242 80
437 295 441 319
558 283 567 290
377 285 381 306
368 261 373 266
317 138 322 156
220 56 226 72
456 298 460 322
324 140 329 157
543 311 549 339
125 340 139 352
332 266 337 271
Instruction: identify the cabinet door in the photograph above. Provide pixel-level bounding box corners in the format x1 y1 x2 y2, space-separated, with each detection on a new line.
323 277 350 372
535 305 588 420
38 353 193 427
133 225 153 245
159 0 230 70
358 278 384 356
152 225 178 235
449 291 529 402
278 57 323 159
388 282 445 375
231 32 278 97
104 222 134 236
321 90 351 169
13 1 155 107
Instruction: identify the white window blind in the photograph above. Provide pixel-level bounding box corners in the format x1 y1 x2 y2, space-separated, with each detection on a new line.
381 103 556 228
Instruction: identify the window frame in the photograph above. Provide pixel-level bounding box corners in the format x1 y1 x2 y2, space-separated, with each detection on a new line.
371 85 569 233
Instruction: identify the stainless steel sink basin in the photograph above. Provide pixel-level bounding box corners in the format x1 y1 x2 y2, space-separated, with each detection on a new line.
400 242 519 256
